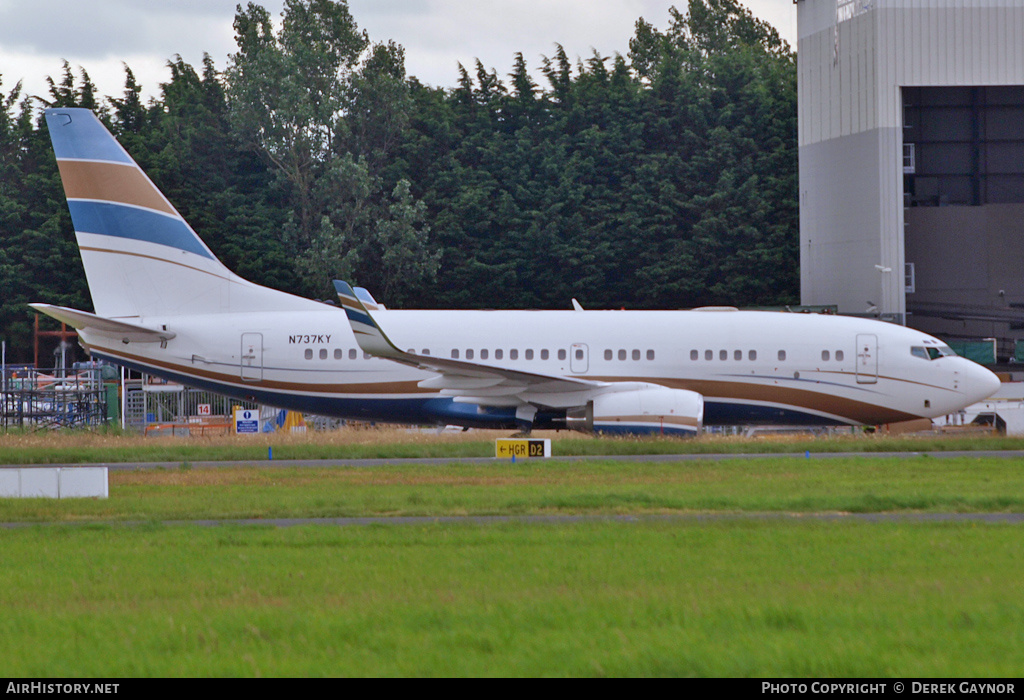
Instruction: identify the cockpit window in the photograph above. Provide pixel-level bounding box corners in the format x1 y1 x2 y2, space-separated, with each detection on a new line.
912 345 956 360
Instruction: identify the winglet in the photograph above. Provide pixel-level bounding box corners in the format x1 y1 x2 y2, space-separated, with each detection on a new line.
353 286 384 311
333 281 403 359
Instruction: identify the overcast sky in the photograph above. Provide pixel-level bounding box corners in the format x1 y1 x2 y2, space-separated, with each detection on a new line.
0 1 797 104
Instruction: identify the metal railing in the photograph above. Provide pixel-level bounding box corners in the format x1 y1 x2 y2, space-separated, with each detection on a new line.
124 374 258 435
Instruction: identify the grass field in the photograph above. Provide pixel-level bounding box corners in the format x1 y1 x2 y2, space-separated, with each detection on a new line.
2 454 1024 522
2 520 1023 676
0 425 1019 464
2 430 1024 677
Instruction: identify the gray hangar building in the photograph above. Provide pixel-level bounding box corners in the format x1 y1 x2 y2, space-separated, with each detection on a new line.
797 0 1024 362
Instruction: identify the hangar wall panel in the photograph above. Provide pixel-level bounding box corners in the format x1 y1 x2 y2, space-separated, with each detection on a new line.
798 0 1024 320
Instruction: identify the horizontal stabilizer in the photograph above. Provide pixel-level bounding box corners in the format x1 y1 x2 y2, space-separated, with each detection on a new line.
29 304 175 344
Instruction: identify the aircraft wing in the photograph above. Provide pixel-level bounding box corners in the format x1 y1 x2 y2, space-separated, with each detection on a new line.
29 304 176 344
334 281 605 409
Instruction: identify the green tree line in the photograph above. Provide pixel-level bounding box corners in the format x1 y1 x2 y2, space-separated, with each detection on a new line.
0 0 796 363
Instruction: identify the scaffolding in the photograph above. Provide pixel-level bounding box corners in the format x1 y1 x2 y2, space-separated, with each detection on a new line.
1 365 112 429
0 359 298 435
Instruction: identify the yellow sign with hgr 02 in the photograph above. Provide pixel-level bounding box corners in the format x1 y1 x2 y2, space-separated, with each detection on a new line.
495 438 551 459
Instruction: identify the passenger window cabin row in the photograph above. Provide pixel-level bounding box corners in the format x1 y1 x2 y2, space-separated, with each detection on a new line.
302 348 573 361
302 347 658 362
688 349 846 362
451 348 565 361
304 348 371 360
303 346 852 365
691 349 759 361
603 349 656 361
304 347 848 363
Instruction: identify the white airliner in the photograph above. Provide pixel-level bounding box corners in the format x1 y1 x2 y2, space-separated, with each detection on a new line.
32 108 1000 435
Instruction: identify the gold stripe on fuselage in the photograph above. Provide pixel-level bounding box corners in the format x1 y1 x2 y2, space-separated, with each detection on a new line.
589 376 921 425
92 343 921 423
89 343 434 396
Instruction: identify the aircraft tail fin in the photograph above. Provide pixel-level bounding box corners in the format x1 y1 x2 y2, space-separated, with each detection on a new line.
44 108 311 319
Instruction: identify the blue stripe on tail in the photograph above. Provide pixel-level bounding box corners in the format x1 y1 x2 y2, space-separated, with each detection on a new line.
45 109 133 164
68 201 214 259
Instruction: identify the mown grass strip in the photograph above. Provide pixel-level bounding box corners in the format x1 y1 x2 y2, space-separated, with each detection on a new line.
3 455 1024 522
0 520 1021 676
0 426 1021 465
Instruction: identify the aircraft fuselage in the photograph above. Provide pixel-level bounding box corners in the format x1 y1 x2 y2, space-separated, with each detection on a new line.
78 307 998 429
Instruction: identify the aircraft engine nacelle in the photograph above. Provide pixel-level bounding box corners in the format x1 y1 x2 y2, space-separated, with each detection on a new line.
566 384 703 437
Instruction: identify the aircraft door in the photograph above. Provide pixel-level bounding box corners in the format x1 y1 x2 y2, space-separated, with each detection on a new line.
856 334 878 384
241 333 263 381
570 343 589 373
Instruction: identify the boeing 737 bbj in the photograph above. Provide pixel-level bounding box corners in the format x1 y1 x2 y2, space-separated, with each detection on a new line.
31 109 1000 435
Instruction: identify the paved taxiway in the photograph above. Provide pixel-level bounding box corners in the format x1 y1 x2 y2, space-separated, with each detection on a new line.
2 512 1024 529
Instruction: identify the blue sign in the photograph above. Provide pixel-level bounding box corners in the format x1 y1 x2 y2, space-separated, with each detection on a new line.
235 408 259 435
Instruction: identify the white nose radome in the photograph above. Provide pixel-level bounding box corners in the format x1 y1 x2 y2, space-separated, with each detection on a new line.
964 361 1001 406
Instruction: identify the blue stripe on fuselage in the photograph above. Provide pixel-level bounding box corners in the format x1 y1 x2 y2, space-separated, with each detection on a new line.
703 401 849 426
91 351 525 429
68 200 213 259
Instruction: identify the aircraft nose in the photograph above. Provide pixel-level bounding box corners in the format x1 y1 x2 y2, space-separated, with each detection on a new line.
964 361 1001 404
